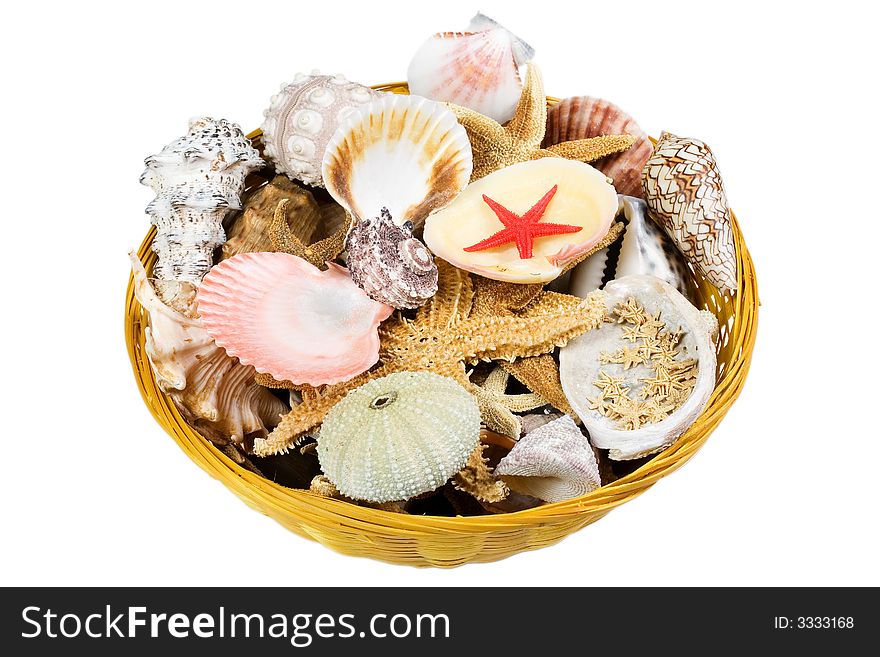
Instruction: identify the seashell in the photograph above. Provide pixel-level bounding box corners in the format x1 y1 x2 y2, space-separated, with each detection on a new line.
129 253 287 446
261 73 381 187
560 275 718 460
345 208 438 309
569 195 697 301
140 117 264 305
642 132 737 293
196 252 393 386
494 415 601 502
221 175 321 260
543 96 653 198
407 12 535 124
317 371 481 503
423 158 618 283
322 94 472 232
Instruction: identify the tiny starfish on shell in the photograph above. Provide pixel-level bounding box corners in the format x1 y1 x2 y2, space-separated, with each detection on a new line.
614 297 648 325
448 63 637 182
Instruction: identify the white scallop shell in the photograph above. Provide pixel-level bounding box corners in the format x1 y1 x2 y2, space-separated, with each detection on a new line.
261 73 381 187
494 415 601 502
317 372 481 503
322 94 472 231
407 13 535 124
560 275 718 460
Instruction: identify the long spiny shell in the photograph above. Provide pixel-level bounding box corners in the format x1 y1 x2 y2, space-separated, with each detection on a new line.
642 132 737 293
129 253 287 446
407 12 535 124
322 94 472 232
345 208 438 309
494 415 601 502
261 73 381 187
543 96 653 198
317 371 481 503
140 117 264 305
221 175 321 260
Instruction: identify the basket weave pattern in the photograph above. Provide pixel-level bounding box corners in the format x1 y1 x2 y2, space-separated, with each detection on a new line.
125 84 759 567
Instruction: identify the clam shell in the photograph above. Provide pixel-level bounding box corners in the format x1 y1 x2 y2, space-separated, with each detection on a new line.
196 252 392 386
422 158 618 283
560 275 718 460
494 415 601 502
642 132 737 293
322 94 472 231
407 13 535 124
543 97 653 198
261 73 381 187
129 253 287 446
318 371 481 503
345 208 438 309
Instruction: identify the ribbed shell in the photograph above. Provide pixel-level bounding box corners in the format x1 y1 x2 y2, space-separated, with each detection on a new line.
543 97 653 198
318 372 481 503
261 73 381 187
322 94 472 232
494 415 601 502
406 13 535 124
196 252 392 386
345 208 438 309
642 132 737 293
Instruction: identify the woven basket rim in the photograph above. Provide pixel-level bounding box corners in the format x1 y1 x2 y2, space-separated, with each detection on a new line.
125 83 759 535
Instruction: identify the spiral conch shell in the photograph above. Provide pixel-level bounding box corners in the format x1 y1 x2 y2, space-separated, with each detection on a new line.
317 371 481 503
345 208 438 309
129 253 287 446
261 73 381 187
642 132 737 293
140 117 264 305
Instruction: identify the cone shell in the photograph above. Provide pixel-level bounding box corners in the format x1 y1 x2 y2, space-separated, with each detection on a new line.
543 97 653 198
642 132 737 293
196 252 392 386
322 94 472 231
317 371 481 503
261 73 381 187
345 208 438 309
494 415 601 502
423 158 618 283
407 13 535 124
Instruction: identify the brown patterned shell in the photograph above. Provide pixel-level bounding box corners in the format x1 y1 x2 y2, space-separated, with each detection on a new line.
641 132 737 293
543 96 653 198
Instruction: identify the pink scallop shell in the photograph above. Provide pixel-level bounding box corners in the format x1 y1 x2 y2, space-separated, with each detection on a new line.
543 96 654 198
196 252 392 386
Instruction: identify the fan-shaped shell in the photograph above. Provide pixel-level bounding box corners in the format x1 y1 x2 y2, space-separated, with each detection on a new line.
543 97 653 198
345 208 438 309
642 132 737 293
322 94 472 231
317 371 481 503
261 73 381 187
494 415 601 502
560 275 718 460
196 252 392 386
407 13 535 124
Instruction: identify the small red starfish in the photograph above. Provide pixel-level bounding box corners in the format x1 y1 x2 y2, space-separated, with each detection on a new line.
463 185 582 260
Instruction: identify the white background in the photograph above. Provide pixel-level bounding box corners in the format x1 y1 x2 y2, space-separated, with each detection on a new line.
2 0 877 586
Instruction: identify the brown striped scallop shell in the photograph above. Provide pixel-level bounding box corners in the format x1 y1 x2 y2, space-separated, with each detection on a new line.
543 96 653 198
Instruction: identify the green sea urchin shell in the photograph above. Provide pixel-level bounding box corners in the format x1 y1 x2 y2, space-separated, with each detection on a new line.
317 371 481 503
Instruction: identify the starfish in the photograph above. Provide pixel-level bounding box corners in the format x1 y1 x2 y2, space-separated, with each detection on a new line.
269 198 352 270
614 297 648 326
463 185 581 260
608 395 647 431
601 346 645 370
621 323 643 344
449 63 637 181
638 311 667 341
470 366 547 439
253 260 608 456
592 370 628 400
641 398 677 424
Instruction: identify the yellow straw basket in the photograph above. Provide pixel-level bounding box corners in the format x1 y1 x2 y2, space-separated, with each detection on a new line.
125 84 759 567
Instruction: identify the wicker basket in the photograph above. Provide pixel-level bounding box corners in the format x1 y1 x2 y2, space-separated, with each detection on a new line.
125 83 759 567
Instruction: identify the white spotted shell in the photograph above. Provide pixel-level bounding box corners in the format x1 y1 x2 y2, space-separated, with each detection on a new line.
317 372 481 503
345 208 438 309
261 73 381 187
